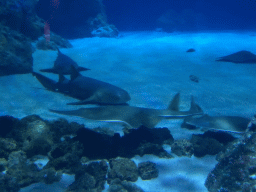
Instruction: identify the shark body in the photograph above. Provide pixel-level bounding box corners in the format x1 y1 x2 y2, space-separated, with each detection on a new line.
33 67 131 105
50 93 203 128
182 114 251 133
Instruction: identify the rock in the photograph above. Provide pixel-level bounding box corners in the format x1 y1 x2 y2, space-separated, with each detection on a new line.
171 139 194 157
91 25 119 38
0 172 20 192
67 172 96 191
205 132 256 191
186 48 196 52
136 142 173 158
0 116 18 137
74 126 174 159
41 167 62 184
67 160 108 192
22 119 53 157
189 75 199 83
36 32 73 50
0 25 33 76
138 161 158 180
0 138 17 159
0 158 8 172
36 0 117 39
7 151 42 188
108 158 138 182
191 134 223 157
0 0 44 40
45 152 82 174
108 179 144 192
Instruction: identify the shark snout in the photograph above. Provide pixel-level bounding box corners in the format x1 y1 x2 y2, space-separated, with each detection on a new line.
116 90 131 103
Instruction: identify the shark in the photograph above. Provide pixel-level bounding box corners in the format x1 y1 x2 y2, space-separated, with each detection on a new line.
40 48 90 74
216 50 256 64
182 114 251 134
32 66 131 105
50 93 204 128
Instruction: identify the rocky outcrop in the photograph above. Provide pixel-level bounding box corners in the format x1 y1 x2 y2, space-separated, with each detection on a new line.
0 113 245 191
0 115 168 191
0 0 44 40
0 25 33 76
205 125 256 191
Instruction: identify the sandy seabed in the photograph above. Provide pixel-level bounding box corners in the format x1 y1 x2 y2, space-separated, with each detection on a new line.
1 31 256 192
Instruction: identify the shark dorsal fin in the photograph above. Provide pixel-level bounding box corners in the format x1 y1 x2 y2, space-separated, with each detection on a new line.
189 96 203 114
70 65 81 81
167 92 180 111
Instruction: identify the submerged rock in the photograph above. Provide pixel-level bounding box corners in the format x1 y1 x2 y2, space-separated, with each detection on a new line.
108 179 145 192
205 132 256 191
138 161 159 180
171 139 194 157
0 25 33 76
108 158 138 182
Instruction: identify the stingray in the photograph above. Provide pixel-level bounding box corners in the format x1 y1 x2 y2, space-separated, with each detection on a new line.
182 114 251 133
216 50 256 64
50 93 204 128
33 66 131 105
40 48 90 74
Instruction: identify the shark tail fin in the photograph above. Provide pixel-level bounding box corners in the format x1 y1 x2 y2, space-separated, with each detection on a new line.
167 92 180 111
32 71 57 92
70 65 81 81
189 96 203 114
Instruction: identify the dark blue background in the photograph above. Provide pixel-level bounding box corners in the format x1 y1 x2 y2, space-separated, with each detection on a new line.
104 0 256 31
36 0 256 38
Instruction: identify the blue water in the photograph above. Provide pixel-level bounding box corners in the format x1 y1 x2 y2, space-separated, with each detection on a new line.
4 0 256 191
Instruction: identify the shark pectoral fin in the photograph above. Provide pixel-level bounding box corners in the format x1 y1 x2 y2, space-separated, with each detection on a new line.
167 92 180 111
67 100 89 105
40 68 57 73
49 108 86 116
66 96 95 105
78 66 91 72
189 96 203 115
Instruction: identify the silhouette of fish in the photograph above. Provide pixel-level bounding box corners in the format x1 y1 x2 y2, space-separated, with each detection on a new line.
182 114 250 133
50 93 203 128
216 50 256 64
40 48 90 74
33 66 131 105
